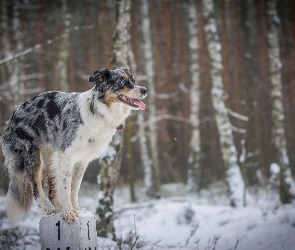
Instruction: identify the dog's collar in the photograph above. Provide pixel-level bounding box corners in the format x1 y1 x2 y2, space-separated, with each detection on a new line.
90 94 95 115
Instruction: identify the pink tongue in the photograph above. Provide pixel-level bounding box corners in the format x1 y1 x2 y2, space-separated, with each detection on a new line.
133 100 146 110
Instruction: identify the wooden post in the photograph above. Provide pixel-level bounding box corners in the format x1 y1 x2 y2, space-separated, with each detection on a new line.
39 211 98 250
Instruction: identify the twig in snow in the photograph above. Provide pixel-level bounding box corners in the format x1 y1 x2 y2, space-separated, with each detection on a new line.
185 223 199 246
205 235 220 250
130 209 141 250
130 235 139 250
227 240 239 250
133 210 141 236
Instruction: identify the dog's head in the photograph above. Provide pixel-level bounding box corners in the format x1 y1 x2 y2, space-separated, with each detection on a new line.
89 68 147 110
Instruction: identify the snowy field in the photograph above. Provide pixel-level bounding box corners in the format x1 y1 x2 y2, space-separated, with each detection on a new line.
1 182 295 249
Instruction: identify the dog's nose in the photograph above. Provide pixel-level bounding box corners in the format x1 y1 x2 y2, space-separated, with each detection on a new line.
140 87 148 95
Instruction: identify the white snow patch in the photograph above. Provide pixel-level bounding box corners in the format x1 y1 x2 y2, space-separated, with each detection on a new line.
270 163 280 175
1 182 295 249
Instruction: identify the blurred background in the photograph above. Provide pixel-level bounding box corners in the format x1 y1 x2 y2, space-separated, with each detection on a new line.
0 0 294 201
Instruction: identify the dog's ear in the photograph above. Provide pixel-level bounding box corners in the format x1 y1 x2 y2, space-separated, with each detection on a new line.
89 68 111 84
122 68 131 74
122 68 135 82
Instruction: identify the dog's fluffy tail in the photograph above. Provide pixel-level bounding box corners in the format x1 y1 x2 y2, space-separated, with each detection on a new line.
6 179 34 227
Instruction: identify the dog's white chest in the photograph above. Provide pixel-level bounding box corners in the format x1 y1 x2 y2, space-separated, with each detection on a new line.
66 123 116 164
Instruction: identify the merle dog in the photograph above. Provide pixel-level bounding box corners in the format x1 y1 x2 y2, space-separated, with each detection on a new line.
1 68 147 225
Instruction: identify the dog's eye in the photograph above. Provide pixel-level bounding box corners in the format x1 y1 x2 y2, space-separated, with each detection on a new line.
120 80 125 86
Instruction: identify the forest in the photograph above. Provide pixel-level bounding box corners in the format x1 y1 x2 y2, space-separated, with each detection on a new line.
0 0 295 249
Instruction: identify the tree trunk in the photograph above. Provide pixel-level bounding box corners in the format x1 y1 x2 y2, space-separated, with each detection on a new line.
3 0 24 113
37 0 46 92
126 40 138 203
55 0 70 92
0 0 10 192
243 0 260 186
96 133 123 238
140 0 161 198
202 0 246 207
138 111 153 195
96 0 132 239
185 0 201 194
126 119 136 202
266 0 295 203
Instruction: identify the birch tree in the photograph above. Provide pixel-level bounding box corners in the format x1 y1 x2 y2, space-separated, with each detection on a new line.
55 0 71 92
140 0 161 197
185 0 201 194
96 0 132 238
126 44 138 203
202 0 246 207
1 0 24 113
266 0 295 203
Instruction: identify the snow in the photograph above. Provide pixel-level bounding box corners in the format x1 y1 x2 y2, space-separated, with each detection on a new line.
270 163 280 175
1 182 295 249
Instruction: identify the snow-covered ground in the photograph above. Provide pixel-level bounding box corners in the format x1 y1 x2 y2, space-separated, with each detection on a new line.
1 182 295 249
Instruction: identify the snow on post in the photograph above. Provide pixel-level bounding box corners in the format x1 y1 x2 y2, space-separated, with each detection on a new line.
39 211 97 250
202 0 246 207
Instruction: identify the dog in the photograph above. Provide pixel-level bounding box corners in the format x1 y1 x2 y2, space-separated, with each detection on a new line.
1 68 147 225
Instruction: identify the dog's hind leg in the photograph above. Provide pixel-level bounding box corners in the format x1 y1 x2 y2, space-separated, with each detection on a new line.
48 173 57 206
33 155 56 215
71 162 88 211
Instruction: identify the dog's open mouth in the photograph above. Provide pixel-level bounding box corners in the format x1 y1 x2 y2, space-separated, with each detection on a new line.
118 94 146 110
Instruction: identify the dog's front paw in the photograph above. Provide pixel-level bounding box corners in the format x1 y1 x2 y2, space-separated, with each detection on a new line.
74 206 88 213
37 199 59 215
44 204 59 215
73 203 87 213
60 207 78 223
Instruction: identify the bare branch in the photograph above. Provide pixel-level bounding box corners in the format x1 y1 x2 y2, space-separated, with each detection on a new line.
20 73 44 81
231 125 246 134
178 82 189 94
140 114 190 128
0 24 94 66
156 92 177 99
23 87 45 95
228 109 249 121
131 114 190 142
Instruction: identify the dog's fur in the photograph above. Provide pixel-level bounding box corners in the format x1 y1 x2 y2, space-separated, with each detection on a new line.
1 68 147 225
